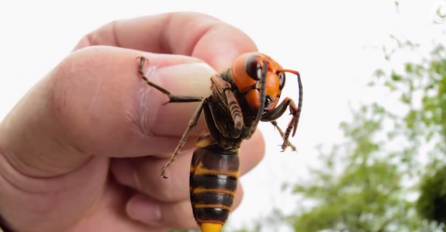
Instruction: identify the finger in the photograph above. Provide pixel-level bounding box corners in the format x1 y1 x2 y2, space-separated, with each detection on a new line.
0 46 218 231
111 130 265 202
62 177 171 232
73 12 258 71
0 46 218 177
125 183 244 230
0 155 110 232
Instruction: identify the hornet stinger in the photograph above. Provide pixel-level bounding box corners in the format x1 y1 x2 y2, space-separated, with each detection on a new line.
136 52 303 232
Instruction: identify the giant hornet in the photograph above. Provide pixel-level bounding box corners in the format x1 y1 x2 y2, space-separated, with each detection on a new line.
136 52 303 232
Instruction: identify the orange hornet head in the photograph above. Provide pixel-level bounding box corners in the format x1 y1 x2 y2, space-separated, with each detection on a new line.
231 52 286 114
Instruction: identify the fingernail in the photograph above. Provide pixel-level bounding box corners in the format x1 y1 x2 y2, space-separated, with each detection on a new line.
147 62 217 96
127 195 162 222
138 59 218 137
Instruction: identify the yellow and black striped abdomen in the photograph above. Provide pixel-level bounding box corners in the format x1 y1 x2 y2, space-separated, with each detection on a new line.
190 133 240 232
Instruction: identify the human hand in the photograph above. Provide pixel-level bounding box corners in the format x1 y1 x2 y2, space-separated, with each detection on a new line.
0 12 265 232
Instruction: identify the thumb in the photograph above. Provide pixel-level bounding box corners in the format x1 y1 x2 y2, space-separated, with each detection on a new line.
0 46 216 232
0 46 216 178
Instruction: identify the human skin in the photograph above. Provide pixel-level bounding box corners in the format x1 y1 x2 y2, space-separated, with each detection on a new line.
0 12 265 232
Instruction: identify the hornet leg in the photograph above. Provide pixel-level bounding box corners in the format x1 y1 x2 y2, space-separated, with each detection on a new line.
261 97 299 151
160 99 207 178
137 56 204 104
271 121 296 151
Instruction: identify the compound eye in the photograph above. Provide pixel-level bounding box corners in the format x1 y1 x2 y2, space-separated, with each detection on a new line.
278 72 286 90
245 55 262 80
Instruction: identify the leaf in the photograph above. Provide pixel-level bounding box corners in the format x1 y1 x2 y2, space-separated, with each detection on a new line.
391 72 402 81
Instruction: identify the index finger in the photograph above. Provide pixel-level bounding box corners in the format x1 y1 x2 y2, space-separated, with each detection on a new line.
74 12 258 71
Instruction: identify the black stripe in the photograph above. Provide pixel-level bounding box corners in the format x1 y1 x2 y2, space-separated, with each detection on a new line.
194 207 230 222
191 174 238 191
199 151 239 172
191 192 234 207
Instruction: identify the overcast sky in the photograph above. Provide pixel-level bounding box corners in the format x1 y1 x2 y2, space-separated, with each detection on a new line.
0 1 445 231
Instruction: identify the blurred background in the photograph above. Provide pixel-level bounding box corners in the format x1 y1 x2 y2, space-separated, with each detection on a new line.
1 0 445 231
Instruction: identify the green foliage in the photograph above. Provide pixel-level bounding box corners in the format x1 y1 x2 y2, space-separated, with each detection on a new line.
288 103 428 231
416 165 446 226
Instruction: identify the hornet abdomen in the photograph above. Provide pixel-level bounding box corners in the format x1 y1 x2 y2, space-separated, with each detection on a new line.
189 133 240 232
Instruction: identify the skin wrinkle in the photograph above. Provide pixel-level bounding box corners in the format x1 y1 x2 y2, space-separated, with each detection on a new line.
52 50 102 143
46 85 102 167
134 92 152 137
7 124 78 178
0 84 56 177
0 12 264 231
190 22 227 58
173 21 221 57
136 65 157 137
159 14 172 54
0 150 99 194
0 155 109 232
102 58 153 141
84 20 120 48
87 73 103 120
0 163 58 196
51 89 92 159
50 54 92 158
28 140 80 177
0 148 33 194
33 99 79 173
140 76 167 140
127 105 149 139
110 19 122 48
51 83 96 167
0 140 36 180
